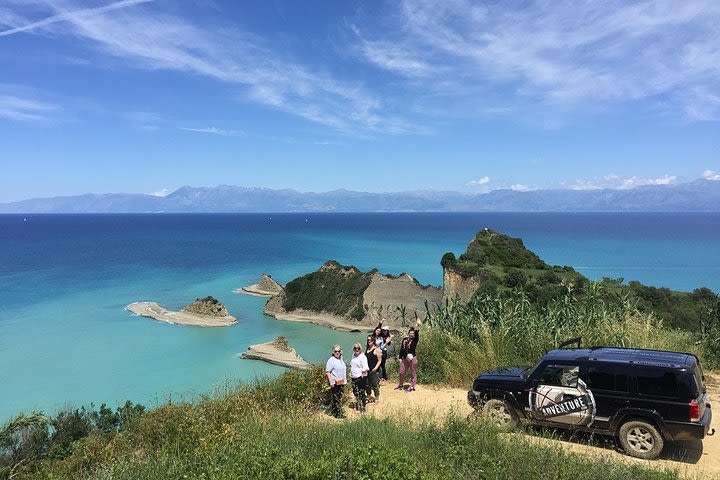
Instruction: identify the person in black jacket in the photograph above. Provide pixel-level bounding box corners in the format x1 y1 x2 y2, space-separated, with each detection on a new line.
395 318 421 392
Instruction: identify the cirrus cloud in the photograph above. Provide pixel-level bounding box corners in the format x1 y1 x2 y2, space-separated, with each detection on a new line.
353 0 720 122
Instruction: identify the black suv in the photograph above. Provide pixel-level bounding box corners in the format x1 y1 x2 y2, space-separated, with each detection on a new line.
467 346 714 459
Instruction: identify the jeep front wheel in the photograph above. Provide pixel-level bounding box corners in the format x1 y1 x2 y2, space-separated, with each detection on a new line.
482 399 518 430
618 420 664 460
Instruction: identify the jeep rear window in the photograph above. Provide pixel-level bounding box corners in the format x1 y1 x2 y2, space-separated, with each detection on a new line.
692 359 705 397
636 370 680 398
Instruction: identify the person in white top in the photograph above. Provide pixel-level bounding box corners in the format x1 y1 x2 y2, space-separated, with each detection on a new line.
349 342 369 412
325 344 347 418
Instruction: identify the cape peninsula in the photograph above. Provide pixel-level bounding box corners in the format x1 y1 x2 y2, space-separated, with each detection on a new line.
263 260 442 331
127 296 237 327
260 228 716 333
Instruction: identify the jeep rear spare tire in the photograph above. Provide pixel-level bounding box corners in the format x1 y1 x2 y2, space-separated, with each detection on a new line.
618 420 664 460
482 399 518 430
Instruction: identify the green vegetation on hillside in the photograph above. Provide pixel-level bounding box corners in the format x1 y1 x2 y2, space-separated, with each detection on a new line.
2 367 678 480
442 229 719 332
282 260 372 320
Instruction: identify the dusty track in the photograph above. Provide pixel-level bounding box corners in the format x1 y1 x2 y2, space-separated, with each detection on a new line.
342 376 719 479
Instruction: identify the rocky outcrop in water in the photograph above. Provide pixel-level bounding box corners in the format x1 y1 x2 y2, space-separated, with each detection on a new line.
126 298 237 327
241 336 310 370
236 274 283 297
182 296 230 317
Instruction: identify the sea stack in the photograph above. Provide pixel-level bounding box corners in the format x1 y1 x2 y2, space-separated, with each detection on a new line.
241 336 310 370
182 296 231 317
235 274 284 297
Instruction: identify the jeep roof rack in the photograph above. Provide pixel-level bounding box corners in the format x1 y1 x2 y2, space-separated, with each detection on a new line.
558 337 582 349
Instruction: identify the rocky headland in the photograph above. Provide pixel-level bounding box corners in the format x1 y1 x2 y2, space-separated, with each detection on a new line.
126 296 237 327
263 260 442 331
235 274 283 297
257 227 716 334
240 336 310 370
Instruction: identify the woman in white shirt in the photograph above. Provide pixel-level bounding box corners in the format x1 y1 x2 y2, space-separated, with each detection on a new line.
349 342 369 412
325 344 347 418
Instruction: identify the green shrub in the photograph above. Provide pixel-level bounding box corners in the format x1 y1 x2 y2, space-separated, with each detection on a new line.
283 261 371 320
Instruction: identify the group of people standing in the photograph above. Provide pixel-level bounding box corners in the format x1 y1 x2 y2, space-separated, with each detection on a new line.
325 318 421 418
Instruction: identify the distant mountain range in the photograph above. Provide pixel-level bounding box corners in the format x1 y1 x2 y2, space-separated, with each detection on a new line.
1 180 719 213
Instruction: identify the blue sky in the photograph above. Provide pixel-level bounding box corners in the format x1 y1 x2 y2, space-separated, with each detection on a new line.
0 0 719 202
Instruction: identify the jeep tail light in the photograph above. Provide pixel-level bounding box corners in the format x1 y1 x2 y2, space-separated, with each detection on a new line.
689 400 700 422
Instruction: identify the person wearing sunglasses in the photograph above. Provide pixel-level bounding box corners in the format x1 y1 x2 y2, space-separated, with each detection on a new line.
325 344 347 418
349 342 369 412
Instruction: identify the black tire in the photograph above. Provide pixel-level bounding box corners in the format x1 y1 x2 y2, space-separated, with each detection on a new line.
482 399 518 430
618 420 664 460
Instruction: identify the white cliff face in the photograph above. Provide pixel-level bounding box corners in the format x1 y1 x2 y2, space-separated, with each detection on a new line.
362 272 442 325
257 274 283 294
442 267 483 304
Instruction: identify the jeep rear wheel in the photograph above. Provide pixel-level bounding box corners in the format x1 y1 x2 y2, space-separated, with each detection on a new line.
618 420 664 460
482 399 518 430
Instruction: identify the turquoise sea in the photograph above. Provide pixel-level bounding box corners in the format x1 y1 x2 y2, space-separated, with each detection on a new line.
1 213 719 421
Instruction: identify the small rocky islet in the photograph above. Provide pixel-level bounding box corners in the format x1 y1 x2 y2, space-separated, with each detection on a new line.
240 336 310 370
126 295 237 327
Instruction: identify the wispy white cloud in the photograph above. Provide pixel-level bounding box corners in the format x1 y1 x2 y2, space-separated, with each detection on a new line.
571 173 678 190
353 0 720 121
511 184 534 192
465 176 489 187
0 0 151 37
0 0 419 135
149 188 169 197
180 127 244 137
0 85 59 122
703 170 720 181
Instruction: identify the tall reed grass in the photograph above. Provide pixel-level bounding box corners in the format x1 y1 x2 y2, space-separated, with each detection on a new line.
422 282 715 373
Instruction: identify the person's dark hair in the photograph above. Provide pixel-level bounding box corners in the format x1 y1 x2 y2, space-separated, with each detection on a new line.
408 327 415 334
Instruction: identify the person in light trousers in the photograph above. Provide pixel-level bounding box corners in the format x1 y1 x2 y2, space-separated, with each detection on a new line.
395 319 421 392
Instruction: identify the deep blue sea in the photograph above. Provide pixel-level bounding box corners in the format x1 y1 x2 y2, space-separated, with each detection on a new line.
1 213 719 421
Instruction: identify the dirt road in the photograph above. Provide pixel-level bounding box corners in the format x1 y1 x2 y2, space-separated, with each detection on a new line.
348 377 718 480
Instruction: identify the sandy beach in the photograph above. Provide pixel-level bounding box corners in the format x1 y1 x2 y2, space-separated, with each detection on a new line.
126 301 237 327
268 309 371 332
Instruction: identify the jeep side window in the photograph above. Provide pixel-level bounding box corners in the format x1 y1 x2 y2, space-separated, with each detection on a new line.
586 365 628 392
538 365 578 387
636 369 680 398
